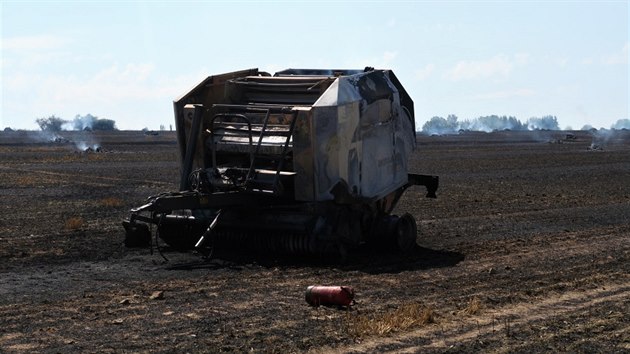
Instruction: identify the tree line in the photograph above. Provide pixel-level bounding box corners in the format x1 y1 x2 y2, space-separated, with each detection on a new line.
421 115 560 134
35 114 117 132
29 113 630 133
421 115 630 134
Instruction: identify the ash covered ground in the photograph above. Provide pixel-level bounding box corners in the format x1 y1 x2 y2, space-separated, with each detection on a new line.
0 129 628 353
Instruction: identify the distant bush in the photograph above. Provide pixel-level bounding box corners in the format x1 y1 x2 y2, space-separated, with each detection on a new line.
91 118 117 131
527 115 559 130
581 124 594 131
422 114 528 134
422 115 459 135
36 115 67 132
461 115 526 132
73 114 117 131
37 114 117 131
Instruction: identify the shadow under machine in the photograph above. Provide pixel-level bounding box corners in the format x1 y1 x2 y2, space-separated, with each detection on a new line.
123 67 438 256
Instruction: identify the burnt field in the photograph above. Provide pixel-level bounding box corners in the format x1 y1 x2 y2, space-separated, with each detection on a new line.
1 129 628 353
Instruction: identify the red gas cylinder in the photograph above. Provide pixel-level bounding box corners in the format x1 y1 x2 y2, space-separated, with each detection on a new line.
305 286 355 307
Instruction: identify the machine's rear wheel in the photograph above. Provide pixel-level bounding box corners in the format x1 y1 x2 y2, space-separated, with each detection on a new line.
394 213 417 252
157 214 208 251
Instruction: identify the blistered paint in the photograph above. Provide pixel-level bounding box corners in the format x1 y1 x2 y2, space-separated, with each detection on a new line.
174 68 416 201
292 70 415 201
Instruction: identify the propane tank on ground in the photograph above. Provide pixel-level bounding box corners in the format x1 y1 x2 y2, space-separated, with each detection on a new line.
305 285 355 307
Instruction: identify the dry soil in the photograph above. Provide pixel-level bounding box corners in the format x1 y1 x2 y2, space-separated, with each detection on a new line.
0 129 628 353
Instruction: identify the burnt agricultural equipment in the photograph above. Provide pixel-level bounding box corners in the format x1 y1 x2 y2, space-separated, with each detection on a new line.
123 68 438 257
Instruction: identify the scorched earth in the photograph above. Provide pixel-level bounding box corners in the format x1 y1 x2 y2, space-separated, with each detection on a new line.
0 129 628 353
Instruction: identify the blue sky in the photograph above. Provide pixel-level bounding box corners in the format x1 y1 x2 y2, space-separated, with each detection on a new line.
1 1 628 130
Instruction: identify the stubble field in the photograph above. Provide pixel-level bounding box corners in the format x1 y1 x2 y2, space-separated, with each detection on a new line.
0 129 628 353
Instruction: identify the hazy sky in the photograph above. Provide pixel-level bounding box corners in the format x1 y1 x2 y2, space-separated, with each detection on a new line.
1 1 628 130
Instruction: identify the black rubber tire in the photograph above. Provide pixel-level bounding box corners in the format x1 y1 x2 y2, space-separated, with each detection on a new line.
158 219 206 251
394 213 417 252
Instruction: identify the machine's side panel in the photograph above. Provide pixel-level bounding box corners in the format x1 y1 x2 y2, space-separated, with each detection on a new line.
304 71 413 202
294 102 362 202
311 105 339 201
360 98 400 199
336 101 362 196
292 109 316 201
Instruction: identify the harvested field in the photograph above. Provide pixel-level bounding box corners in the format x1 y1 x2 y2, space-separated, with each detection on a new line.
1 129 628 353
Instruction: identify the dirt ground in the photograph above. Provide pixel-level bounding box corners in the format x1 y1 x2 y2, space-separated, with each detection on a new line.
1 129 628 353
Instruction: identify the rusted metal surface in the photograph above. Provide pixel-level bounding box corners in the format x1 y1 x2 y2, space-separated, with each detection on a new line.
125 67 437 256
173 68 417 201
292 70 416 202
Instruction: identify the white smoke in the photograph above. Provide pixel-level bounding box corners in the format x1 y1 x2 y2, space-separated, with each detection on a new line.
587 127 630 150
526 116 559 130
70 114 98 131
611 119 630 130
30 130 70 143
72 129 101 151
420 115 560 135
75 141 100 151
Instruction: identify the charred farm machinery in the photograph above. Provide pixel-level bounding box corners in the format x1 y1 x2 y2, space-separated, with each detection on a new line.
123 68 438 257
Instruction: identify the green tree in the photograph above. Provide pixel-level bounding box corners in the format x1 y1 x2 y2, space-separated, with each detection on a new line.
422 116 458 134
527 115 559 130
91 118 117 131
36 115 67 132
581 124 594 131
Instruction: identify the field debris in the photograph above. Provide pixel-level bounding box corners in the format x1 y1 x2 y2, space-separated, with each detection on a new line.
149 291 164 300
461 296 483 316
305 286 355 308
345 303 435 337
64 216 84 231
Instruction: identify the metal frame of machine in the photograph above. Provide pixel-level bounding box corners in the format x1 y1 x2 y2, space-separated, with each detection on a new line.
123 67 438 257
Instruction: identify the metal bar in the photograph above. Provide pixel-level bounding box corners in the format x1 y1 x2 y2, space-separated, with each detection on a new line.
212 104 295 113
194 210 222 251
180 104 204 191
246 109 272 183
272 110 298 191
211 113 254 169
407 174 439 198
132 191 278 214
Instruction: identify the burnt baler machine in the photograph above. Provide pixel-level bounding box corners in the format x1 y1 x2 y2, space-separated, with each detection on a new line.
123 68 438 256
